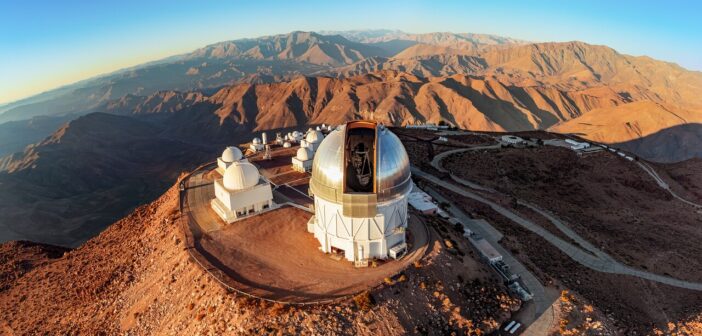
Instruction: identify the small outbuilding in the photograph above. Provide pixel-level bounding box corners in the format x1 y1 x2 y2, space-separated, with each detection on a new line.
408 188 438 215
217 146 244 174
250 137 264 152
211 161 274 223
292 147 314 172
305 129 324 152
500 135 526 147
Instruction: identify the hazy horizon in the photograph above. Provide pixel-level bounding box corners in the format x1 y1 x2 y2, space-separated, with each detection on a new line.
2 0 701 105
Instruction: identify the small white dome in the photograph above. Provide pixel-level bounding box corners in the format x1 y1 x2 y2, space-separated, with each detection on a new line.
223 161 260 190
252 137 262 145
315 126 321 131
296 147 313 161
306 130 324 144
283 142 291 148
221 146 243 163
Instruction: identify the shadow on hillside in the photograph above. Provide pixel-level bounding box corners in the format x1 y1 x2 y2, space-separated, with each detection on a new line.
612 123 702 163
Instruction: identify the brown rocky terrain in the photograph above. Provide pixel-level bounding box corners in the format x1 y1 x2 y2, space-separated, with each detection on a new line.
98 70 635 133
91 55 700 162
1 30 699 167
399 128 702 333
442 186 702 334
3 31 700 151
430 140 702 333
0 114 76 157
0 182 523 335
443 146 702 283
652 158 702 203
0 113 214 246
614 123 702 163
550 101 697 144
550 101 702 162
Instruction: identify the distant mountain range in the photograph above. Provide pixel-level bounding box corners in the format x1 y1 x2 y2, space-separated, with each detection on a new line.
0 31 530 123
1 30 700 152
1 29 701 246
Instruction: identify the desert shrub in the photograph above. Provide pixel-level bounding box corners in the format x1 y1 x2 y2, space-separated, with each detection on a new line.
353 291 374 311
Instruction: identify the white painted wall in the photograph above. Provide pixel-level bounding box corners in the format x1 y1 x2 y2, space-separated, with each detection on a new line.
292 157 313 172
212 179 273 223
313 195 408 261
217 157 232 174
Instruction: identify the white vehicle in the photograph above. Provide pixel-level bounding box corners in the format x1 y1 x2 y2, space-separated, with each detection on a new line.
509 322 521 334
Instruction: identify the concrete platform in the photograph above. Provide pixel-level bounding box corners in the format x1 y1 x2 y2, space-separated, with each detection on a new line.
181 164 430 303
196 206 428 302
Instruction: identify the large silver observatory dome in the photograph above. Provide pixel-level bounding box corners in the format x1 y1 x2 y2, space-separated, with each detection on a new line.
309 121 411 203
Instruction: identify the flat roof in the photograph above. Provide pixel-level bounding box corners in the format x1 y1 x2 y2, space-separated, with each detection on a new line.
470 237 502 261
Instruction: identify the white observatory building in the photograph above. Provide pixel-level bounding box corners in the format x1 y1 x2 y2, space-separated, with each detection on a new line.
292 147 314 172
250 137 264 152
217 146 244 174
305 129 324 152
308 121 412 263
211 161 274 223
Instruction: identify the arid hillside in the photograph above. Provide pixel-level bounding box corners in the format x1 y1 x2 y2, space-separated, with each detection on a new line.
94 68 700 163
0 114 76 157
549 101 702 161
0 113 214 247
99 71 630 132
0 183 522 335
0 65 698 245
442 146 702 283
1 30 700 165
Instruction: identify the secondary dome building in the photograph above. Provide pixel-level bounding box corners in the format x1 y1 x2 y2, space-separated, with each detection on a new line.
292 147 314 172
305 129 324 152
217 146 244 174
211 161 273 223
308 121 412 263
250 137 264 152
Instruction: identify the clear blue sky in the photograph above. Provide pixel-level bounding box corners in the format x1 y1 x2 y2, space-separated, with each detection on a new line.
1 0 701 104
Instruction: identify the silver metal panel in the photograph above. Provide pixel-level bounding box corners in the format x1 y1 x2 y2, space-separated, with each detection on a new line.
310 123 411 203
310 126 345 201
376 127 412 201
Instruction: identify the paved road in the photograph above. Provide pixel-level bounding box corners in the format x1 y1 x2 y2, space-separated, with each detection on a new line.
413 167 702 291
424 186 556 334
637 161 702 208
430 144 502 193
430 144 501 174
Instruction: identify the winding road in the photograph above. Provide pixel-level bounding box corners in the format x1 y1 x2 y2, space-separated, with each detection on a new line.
420 145 702 291
416 139 702 334
422 185 556 335
636 161 702 208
